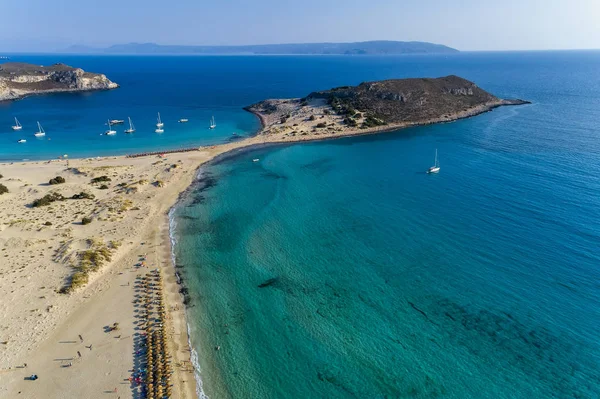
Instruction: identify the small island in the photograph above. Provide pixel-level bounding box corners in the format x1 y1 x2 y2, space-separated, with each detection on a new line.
246 75 529 141
0 62 118 102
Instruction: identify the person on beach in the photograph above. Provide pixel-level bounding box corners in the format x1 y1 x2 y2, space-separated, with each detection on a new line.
77 351 81 358
78 334 83 343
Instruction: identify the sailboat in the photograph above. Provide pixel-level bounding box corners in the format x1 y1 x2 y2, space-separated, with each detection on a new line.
12 117 22 131
209 116 216 129
105 120 116 135
155 113 164 132
34 121 46 137
427 149 440 174
124 117 135 133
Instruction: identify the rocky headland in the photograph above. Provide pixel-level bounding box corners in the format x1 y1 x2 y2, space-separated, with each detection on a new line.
0 62 118 101
246 75 529 141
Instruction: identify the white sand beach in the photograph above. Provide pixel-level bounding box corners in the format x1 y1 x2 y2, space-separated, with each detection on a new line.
0 98 507 398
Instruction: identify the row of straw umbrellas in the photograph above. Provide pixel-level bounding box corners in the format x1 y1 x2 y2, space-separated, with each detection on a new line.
138 269 173 399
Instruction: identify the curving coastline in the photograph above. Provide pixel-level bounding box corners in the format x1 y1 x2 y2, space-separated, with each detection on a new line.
0 76 529 399
168 183 210 399
160 92 532 398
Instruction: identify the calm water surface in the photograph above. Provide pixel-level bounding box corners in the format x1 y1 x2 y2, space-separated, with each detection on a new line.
172 51 600 398
4 52 600 398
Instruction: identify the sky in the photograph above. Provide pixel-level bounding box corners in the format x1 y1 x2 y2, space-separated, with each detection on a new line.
0 0 599 52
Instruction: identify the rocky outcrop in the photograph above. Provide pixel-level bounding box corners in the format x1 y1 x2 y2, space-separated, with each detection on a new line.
307 75 529 124
0 62 118 102
9 75 48 83
245 76 530 139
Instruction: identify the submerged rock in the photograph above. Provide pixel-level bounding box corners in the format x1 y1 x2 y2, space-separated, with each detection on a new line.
258 277 278 288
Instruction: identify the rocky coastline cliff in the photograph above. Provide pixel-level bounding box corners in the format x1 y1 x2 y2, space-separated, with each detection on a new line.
245 76 529 141
0 62 118 101
305 75 529 124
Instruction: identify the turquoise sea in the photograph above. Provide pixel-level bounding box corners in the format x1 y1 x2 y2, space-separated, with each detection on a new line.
4 52 600 398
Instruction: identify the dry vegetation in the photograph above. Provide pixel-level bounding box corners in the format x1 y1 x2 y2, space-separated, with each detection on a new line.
59 238 118 293
0 152 203 370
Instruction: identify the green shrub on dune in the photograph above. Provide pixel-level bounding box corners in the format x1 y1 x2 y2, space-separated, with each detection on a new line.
91 176 111 184
71 192 95 200
32 192 65 207
49 176 66 185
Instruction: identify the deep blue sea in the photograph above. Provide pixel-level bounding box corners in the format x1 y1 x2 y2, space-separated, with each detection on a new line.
5 52 600 398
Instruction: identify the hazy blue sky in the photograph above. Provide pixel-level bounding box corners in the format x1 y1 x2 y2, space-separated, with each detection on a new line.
1 0 598 52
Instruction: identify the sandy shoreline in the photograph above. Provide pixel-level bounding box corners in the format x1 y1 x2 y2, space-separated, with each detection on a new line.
0 96 525 398
0 152 208 399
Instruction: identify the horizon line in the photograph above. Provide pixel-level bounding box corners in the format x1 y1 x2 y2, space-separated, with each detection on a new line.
1 48 600 56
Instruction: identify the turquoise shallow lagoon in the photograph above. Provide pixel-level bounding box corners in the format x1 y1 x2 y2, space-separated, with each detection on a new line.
3 51 600 398
172 52 600 398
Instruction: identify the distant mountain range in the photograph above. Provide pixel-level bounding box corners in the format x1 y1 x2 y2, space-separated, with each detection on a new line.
62 41 459 55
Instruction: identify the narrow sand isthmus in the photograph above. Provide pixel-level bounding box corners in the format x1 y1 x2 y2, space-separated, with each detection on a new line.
0 98 511 398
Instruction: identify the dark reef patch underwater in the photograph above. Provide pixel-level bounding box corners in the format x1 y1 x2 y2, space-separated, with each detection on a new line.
164 51 600 398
